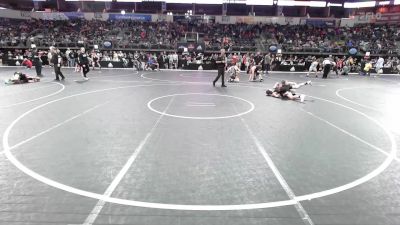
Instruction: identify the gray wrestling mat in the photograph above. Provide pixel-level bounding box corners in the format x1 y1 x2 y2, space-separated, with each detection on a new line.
0 67 399 225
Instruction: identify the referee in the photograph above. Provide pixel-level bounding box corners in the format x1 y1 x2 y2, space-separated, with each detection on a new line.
51 48 65 81
322 57 332 79
213 48 227 87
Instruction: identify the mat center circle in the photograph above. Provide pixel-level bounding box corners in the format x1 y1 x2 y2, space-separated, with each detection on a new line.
147 93 255 120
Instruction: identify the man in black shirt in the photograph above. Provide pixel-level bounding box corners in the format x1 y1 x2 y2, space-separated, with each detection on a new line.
78 47 90 80
51 48 65 81
157 53 164 70
213 49 227 87
33 50 43 77
254 52 263 66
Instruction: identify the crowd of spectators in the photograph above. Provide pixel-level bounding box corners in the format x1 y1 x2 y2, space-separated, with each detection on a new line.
0 18 259 51
2 47 400 74
1 18 400 55
1 17 400 73
271 54 400 74
265 24 400 54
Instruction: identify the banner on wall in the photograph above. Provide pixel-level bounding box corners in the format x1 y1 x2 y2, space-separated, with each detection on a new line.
177 42 205 53
20 11 32 18
41 12 84 20
94 12 104 19
221 16 230 23
351 12 400 24
108 14 151 21
340 18 355 27
64 12 85 19
305 19 336 27
173 15 187 22
284 17 300 25
374 13 400 23
236 16 255 24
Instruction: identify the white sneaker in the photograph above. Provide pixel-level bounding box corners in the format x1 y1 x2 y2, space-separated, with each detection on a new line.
306 80 312 85
300 94 305 102
84 77 89 81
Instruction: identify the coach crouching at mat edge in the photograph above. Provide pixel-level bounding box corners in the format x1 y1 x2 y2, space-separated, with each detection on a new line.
213 49 227 87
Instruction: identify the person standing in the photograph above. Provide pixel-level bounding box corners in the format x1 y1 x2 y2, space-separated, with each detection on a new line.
375 56 384 76
232 53 239 68
33 50 43 77
78 47 90 80
168 53 174 69
254 51 263 66
91 51 101 70
172 52 178 69
264 53 271 74
360 59 366 76
51 48 65 81
163 52 169 69
66 48 71 67
74 50 80 72
47 47 53 67
307 57 319 77
213 48 227 87
68 50 75 68
133 51 141 70
331 60 338 76
140 52 147 71
322 57 332 79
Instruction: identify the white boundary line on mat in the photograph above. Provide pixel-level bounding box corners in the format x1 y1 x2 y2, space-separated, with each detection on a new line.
1 83 397 212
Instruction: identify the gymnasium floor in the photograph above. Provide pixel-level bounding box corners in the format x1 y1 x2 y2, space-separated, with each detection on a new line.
0 67 400 225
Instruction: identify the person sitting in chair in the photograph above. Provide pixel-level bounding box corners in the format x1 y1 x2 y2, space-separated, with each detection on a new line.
147 56 160 71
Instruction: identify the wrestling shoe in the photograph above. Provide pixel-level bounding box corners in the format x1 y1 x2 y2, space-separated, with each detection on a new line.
300 94 305 103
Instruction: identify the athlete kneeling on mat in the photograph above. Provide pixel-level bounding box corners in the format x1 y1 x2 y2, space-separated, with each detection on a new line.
248 65 263 82
227 64 240 83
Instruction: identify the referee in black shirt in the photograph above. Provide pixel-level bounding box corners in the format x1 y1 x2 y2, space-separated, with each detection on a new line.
213 49 227 87
51 48 65 81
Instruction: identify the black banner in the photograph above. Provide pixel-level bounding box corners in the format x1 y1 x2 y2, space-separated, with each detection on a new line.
177 42 205 53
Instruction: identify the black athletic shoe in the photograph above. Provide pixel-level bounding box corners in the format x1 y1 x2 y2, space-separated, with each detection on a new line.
54 79 60 81
221 85 227 87
213 81 216 87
